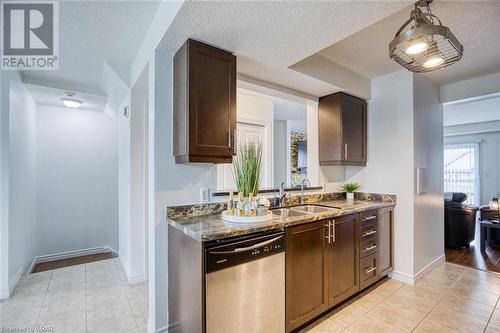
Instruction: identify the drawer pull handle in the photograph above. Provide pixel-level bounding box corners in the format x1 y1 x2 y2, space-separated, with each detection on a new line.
363 215 377 221
365 266 377 274
364 245 377 251
363 230 377 237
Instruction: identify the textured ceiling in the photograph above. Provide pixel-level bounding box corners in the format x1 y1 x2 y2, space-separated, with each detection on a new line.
21 1 160 92
319 1 500 85
159 0 412 97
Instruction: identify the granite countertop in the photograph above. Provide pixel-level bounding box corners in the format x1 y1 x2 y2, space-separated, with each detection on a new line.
167 199 396 242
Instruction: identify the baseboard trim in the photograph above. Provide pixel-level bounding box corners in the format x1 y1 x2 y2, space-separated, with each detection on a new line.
1 266 26 299
29 246 118 273
389 254 446 285
0 289 9 300
128 273 147 285
414 253 446 283
148 321 169 333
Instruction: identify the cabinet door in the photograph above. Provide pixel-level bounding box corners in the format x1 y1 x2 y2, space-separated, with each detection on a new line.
188 40 236 161
342 94 367 165
378 207 394 276
286 221 329 332
328 214 359 307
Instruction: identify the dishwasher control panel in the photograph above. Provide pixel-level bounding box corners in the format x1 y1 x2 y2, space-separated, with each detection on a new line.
205 231 284 273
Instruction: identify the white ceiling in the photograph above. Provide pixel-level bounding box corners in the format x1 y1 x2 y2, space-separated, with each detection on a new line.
444 95 500 127
158 1 412 97
21 1 160 93
25 83 107 112
318 1 500 85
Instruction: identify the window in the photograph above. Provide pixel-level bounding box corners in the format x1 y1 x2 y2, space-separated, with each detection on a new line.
444 143 480 205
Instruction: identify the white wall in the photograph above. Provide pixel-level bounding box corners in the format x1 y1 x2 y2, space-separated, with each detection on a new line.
8 72 38 288
440 72 500 104
346 70 416 278
36 105 118 256
413 75 444 275
445 132 500 206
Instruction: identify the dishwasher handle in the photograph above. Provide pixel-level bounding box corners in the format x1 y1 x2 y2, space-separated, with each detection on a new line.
210 235 283 254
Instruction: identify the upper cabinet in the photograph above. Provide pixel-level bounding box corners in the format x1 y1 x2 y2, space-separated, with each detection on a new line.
318 92 367 166
173 39 237 164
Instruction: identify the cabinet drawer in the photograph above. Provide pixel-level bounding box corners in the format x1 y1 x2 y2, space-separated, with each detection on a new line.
360 238 378 258
359 253 379 289
360 224 378 241
360 211 378 226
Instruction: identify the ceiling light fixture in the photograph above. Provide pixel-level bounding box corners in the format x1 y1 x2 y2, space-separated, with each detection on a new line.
389 0 463 73
61 91 82 109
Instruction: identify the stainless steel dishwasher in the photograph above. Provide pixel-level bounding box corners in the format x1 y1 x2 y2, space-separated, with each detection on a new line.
205 231 285 333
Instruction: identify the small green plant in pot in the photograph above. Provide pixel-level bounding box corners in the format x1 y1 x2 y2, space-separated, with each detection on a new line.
340 182 360 201
232 143 262 197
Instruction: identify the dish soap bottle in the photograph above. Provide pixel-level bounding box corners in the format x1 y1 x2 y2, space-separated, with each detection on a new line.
237 192 244 216
248 193 256 216
227 192 235 215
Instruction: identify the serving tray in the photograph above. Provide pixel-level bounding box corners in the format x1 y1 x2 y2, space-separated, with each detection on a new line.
222 211 273 223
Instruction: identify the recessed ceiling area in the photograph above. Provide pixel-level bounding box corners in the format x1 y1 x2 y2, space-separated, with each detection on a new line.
310 1 500 86
25 83 107 112
444 95 500 127
159 1 412 98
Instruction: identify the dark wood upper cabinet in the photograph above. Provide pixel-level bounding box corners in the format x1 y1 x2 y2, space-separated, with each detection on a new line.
285 221 329 332
173 39 236 164
319 92 367 166
328 214 359 307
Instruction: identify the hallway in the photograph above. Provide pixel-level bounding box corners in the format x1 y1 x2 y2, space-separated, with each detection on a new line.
0 259 148 333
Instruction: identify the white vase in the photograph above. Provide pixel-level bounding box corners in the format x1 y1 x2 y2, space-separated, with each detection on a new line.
346 192 354 201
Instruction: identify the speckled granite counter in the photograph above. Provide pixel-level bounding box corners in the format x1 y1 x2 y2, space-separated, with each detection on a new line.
167 193 396 242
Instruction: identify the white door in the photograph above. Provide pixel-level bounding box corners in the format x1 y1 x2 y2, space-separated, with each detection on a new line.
218 122 271 190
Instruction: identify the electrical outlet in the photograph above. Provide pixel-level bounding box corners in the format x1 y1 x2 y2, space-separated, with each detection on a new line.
200 188 210 203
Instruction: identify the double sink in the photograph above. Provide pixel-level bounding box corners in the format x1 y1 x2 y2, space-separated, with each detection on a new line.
271 205 340 217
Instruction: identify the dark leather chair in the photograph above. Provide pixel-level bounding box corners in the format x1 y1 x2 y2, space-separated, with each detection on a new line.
444 192 479 249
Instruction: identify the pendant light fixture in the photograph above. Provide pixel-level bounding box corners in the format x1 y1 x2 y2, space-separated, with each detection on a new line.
389 0 463 73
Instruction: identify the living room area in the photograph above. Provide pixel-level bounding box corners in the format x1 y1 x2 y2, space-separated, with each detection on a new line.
443 72 500 273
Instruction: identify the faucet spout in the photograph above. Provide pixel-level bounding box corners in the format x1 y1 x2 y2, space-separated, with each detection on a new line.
300 178 311 204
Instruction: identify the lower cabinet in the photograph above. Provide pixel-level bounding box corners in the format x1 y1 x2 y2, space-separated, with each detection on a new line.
286 208 394 332
285 220 329 332
328 214 359 307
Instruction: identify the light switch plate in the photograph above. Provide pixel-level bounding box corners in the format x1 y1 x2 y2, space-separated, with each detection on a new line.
200 188 210 203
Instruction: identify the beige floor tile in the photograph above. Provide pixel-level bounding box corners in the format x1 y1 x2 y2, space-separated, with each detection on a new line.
86 297 137 333
348 313 405 333
331 302 367 327
383 291 437 315
413 318 458 333
50 264 85 281
368 300 427 332
351 291 385 311
37 305 86 333
394 284 445 301
371 279 404 298
464 268 500 284
449 283 500 307
0 300 40 329
18 271 52 286
489 307 500 327
485 324 500 333
425 306 487 332
418 274 458 291
439 293 494 322
456 274 500 294
303 318 345 333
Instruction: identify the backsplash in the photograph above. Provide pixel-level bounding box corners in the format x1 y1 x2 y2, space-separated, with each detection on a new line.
167 192 396 219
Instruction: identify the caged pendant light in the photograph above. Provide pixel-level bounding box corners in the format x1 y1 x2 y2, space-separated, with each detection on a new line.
389 0 463 73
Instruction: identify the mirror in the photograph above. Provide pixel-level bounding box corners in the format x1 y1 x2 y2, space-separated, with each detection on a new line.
217 88 310 192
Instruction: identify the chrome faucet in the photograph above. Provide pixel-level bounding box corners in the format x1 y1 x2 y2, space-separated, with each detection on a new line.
300 178 311 204
278 182 289 207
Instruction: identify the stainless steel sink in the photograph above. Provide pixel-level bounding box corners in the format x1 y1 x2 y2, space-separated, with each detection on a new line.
271 208 310 217
290 205 339 214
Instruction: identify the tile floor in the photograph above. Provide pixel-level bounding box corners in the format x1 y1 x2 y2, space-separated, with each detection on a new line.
302 262 500 333
0 258 148 333
3 261 500 333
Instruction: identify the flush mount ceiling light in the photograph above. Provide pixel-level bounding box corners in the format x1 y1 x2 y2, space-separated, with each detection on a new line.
61 91 82 109
389 0 463 73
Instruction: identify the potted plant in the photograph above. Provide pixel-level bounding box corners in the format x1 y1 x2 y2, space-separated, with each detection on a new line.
232 143 262 197
340 182 360 201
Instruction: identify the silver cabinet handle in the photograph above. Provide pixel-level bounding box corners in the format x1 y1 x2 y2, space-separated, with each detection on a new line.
364 245 377 252
228 129 236 155
344 143 348 159
363 215 377 221
331 220 336 242
363 230 377 237
365 266 377 274
325 221 331 244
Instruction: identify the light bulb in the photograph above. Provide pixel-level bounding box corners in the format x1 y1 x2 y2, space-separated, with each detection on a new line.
61 98 82 109
405 41 429 55
423 56 444 68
